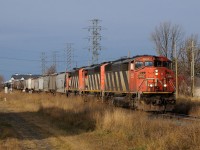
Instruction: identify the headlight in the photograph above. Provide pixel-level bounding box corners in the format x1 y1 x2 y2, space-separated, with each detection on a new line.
149 84 153 87
155 72 158 76
164 84 167 87
155 70 158 73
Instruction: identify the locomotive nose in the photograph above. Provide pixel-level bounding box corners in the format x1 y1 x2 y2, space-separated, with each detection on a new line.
152 68 174 91
154 68 166 77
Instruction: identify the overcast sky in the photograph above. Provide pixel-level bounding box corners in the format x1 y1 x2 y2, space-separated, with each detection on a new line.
0 0 200 80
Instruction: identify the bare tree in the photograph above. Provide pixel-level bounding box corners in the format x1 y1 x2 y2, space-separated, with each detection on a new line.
46 65 56 75
0 75 4 91
179 34 200 75
151 22 184 61
177 34 200 95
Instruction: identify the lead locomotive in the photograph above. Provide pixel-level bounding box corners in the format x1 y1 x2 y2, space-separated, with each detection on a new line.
66 55 175 111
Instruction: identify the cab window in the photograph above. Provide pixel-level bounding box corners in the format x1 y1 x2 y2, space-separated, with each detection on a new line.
163 61 171 69
135 61 143 69
145 61 153 67
154 61 162 67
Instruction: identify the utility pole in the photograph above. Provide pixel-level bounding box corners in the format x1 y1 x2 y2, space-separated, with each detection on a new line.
191 41 195 97
87 19 103 65
65 43 73 71
175 43 178 99
41 52 47 75
128 51 131 58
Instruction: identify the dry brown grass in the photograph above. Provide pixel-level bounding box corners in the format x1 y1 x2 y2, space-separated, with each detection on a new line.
1 91 200 149
174 95 200 116
93 108 200 150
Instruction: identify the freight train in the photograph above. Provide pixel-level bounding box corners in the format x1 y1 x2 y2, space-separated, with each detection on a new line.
10 55 176 111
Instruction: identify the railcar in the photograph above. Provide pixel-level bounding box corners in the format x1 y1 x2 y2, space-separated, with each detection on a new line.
49 73 57 94
38 76 44 92
43 75 49 92
66 55 175 111
13 80 20 90
56 72 66 93
66 69 79 95
25 78 32 91
34 78 39 92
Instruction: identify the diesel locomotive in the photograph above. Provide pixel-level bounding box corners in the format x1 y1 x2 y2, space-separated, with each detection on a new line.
66 55 176 111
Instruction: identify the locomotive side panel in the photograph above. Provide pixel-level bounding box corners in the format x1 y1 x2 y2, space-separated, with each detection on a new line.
105 63 129 93
87 67 100 91
69 71 79 91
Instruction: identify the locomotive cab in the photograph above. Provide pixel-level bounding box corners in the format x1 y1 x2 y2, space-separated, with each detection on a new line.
130 56 175 111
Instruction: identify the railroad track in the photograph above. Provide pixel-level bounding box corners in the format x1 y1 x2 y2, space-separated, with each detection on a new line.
152 112 200 122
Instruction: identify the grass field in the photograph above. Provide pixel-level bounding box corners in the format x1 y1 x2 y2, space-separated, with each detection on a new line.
0 91 200 150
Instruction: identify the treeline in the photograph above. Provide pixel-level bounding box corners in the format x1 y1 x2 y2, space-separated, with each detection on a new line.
151 21 200 95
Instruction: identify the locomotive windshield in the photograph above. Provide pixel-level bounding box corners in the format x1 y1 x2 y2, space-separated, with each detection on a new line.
135 61 153 69
154 60 171 69
154 61 162 67
135 61 143 69
163 61 171 69
144 61 153 67
135 60 171 69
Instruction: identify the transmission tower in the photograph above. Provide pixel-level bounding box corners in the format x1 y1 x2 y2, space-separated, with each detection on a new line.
41 52 47 75
87 19 103 64
65 43 73 71
52 51 58 72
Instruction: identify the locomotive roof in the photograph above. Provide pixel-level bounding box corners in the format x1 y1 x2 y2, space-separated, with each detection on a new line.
111 55 158 65
67 55 169 72
84 64 100 70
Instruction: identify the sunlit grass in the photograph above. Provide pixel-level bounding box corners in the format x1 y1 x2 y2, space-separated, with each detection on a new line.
1 91 200 149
